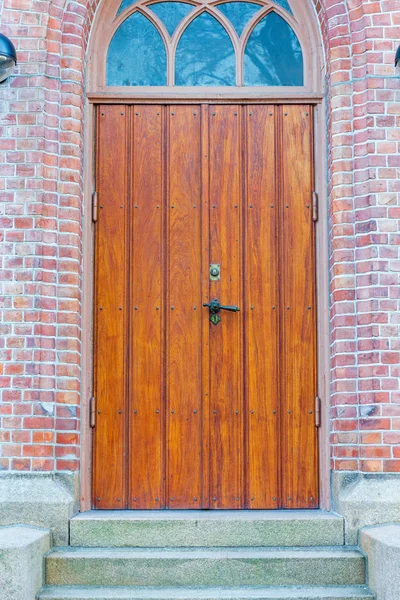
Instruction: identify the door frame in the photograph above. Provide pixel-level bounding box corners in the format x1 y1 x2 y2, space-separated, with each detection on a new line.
80 94 330 511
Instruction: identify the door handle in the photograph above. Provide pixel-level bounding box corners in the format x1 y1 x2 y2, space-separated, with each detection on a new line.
203 299 240 325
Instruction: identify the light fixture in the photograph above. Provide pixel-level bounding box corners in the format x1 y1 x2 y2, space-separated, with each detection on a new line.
0 33 17 83
396 45 400 76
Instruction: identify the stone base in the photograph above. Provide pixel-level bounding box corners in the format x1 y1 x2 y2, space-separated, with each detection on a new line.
0 525 50 600
360 524 400 600
0 473 79 545
331 472 400 544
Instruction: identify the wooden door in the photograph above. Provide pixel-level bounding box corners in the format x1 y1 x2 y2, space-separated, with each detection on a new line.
93 103 318 510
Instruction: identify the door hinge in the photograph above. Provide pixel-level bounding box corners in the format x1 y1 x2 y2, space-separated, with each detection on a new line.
89 396 96 428
315 396 321 428
92 191 98 223
312 191 318 222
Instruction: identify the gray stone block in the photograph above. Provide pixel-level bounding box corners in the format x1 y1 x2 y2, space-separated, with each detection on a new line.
331 472 400 545
45 546 366 587
360 523 400 600
0 473 78 545
70 510 344 548
0 525 50 600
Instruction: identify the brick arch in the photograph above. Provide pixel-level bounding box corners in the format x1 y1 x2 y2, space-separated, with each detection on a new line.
56 0 332 63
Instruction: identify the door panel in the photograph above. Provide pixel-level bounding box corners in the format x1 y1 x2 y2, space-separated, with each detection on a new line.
200 104 211 509
129 105 164 509
209 105 244 509
93 106 128 509
167 105 202 508
93 103 318 510
280 106 318 508
245 105 279 509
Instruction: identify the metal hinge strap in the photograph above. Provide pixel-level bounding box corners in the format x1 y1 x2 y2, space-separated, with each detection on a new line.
90 396 96 428
92 191 98 223
315 396 321 428
312 191 318 222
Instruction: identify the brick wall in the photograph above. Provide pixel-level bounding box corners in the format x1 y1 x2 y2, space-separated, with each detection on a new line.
324 0 400 472
0 0 399 476
0 0 87 471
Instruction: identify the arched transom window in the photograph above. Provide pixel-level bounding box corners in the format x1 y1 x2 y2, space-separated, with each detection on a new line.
106 0 305 87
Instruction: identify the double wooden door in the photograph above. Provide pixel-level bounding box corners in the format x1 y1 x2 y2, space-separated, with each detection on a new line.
93 103 318 510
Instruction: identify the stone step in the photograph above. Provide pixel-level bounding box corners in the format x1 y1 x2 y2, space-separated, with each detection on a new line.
69 511 344 548
45 547 365 588
38 585 375 600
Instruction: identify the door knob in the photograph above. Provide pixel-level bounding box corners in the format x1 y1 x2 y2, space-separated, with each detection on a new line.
203 299 240 325
210 267 220 278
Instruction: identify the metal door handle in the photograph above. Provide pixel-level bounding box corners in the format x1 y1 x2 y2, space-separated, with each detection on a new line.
203 299 240 325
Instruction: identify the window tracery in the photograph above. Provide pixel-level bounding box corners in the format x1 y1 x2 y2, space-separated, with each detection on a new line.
106 0 304 86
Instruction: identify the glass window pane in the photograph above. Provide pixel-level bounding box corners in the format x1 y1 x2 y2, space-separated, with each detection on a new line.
244 12 303 86
107 12 167 85
216 2 261 36
117 0 134 15
272 0 293 15
148 1 194 36
175 12 235 86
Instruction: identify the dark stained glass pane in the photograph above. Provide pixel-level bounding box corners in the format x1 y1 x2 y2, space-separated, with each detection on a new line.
148 1 194 36
216 2 261 36
244 12 303 86
175 12 235 85
107 12 167 85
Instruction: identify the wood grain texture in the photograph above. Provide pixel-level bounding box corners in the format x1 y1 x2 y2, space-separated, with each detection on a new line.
200 104 211 509
245 105 279 509
167 105 202 508
279 105 318 509
209 105 244 509
93 103 319 511
93 105 128 508
129 104 164 509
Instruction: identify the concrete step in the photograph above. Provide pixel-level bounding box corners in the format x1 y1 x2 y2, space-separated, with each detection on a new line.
38 586 375 600
45 547 365 587
69 511 344 548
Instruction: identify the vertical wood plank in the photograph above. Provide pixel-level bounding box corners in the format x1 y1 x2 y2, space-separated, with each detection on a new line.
167 105 202 509
245 105 279 509
129 104 164 509
280 105 318 509
201 104 211 509
209 104 243 509
93 105 128 509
